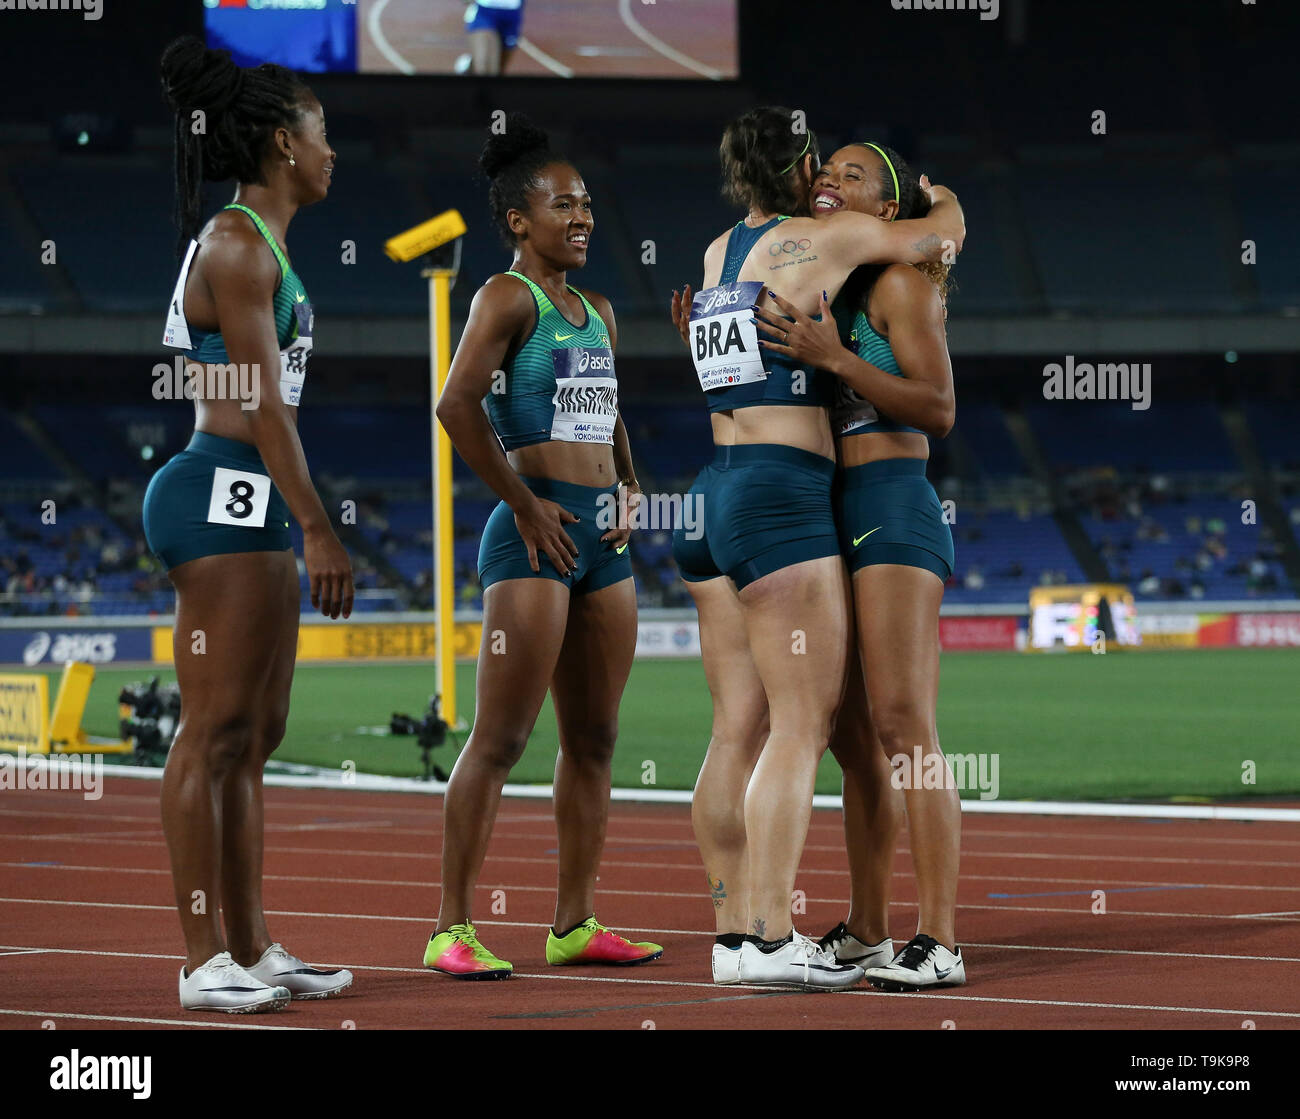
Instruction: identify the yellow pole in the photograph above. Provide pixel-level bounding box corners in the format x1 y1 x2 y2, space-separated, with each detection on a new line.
427 267 456 724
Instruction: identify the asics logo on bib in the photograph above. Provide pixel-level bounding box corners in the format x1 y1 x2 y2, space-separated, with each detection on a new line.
689 281 767 393
553 347 615 378
700 286 747 315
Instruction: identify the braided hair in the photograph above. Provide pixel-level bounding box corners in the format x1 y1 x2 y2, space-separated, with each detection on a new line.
479 113 573 249
719 106 820 217
160 35 311 257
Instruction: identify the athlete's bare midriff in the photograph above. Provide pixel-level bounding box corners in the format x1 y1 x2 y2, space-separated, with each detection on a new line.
837 429 928 467
711 404 833 460
507 440 618 488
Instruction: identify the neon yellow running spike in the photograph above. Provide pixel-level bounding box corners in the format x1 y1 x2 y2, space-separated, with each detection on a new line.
546 916 664 966
424 922 512 980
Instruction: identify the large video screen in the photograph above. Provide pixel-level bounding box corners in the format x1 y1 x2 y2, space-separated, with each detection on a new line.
204 0 739 79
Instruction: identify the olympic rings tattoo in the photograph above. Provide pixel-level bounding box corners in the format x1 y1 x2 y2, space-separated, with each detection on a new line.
769 238 813 256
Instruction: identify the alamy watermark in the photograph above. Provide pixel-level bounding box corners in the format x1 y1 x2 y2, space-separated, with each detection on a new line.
596 490 704 540
1042 355 1151 411
0 747 103 801
891 0 999 20
891 746 1000 801
152 357 260 411
0 0 102 19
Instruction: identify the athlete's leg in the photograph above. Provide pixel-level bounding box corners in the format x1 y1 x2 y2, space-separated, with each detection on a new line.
740 555 850 941
854 563 958 950
468 29 503 75
828 635 902 945
435 577 569 931
548 576 637 932
688 575 768 935
161 550 295 973
221 550 299 966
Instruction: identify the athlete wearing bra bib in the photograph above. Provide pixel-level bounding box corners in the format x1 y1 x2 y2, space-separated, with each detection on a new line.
426 115 661 980
670 108 965 991
686 216 841 589
147 37 353 1016
756 142 966 992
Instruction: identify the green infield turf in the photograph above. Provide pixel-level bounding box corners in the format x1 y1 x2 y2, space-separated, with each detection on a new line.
34 648 1300 801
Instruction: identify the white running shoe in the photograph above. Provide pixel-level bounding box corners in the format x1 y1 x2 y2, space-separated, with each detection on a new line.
178 951 291 1014
245 943 354 1000
864 933 966 991
818 921 894 969
711 943 742 985
738 931 864 990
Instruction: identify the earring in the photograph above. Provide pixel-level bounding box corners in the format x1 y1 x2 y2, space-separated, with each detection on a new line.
288 155 296 167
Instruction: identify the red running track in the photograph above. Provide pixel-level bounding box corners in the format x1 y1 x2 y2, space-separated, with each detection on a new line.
1 780 1297 1030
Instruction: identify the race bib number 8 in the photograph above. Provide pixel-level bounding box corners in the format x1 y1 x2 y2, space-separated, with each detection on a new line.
689 281 767 392
207 467 270 529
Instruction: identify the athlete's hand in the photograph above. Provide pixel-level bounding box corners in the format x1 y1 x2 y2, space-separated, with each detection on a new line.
601 479 642 549
670 285 694 348
754 289 845 374
515 497 580 576
920 174 956 209
304 525 354 620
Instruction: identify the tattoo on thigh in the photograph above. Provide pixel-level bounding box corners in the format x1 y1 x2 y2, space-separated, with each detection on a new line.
708 874 726 910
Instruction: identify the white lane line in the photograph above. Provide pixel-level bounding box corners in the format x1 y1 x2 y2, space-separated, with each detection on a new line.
1232 910 1300 919
6 860 1298 897
516 36 574 78
617 0 723 79
0 948 46 958
7 934 1298 969
0 947 1292 1021
14 765 1300 822
3 895 1297 926
0 1007 314 1030
367 0 415 75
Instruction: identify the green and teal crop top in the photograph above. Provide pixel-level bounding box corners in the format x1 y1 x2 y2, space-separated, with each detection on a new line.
689 216 836 412
483 270 618 450
831 309 923 437
162 203 313 407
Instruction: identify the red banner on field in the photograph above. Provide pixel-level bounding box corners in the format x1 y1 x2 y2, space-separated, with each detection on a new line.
1231 613 1300 647
939 616 1019 651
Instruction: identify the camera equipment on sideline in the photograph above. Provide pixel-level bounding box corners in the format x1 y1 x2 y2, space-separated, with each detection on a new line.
118 677 182 760
390 695 450 781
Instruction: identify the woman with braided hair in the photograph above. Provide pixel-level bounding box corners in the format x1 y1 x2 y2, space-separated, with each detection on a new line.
144 35 353 1013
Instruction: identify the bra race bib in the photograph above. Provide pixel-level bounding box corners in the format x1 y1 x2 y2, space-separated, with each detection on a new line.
279 300 313 406
689 281 767 392
550 347 618 443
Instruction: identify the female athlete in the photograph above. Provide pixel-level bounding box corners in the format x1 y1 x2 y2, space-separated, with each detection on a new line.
755 142 963 990
427 114 661 978
147 36 354 1013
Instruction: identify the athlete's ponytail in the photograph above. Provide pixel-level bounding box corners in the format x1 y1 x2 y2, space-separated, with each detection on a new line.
160 35 311 257
719 106 820 217
480 113 572 248
855 141 954 305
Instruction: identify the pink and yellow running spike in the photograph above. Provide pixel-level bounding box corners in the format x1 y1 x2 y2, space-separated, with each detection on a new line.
545 916 663 966
423 922 512 979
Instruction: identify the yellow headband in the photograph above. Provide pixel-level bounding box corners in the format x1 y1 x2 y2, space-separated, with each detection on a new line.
780 133 811 175
859 142 899 221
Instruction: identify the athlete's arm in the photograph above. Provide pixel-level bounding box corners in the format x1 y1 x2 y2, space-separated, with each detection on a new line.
756 275 955 438
205 230 353 618
436 274 580 576
824 181 965 269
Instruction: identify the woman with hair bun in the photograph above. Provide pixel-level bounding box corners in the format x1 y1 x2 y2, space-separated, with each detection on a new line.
146 35 353 1013
426 113 660 979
